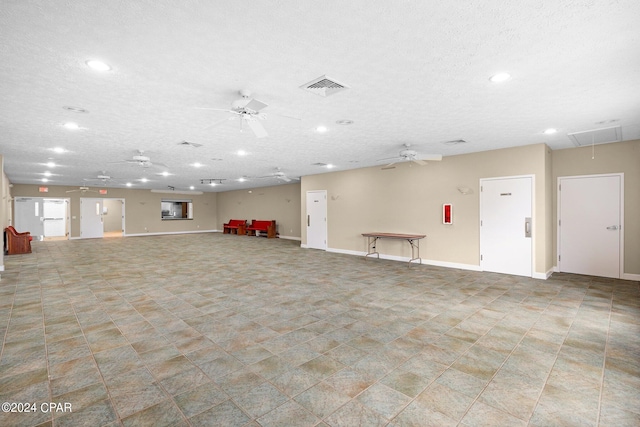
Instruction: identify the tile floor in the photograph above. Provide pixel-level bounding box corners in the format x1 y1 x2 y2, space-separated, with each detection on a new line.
0 233 638 426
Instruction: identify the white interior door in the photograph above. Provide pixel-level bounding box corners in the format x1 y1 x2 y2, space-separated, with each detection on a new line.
80 198 104 239
306 190 327 250
480 176 533 277
558 174 622 278
43 199 67 237
14 198 44 239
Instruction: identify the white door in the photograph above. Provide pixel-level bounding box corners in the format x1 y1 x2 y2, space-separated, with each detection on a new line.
558 174 622 278
43 199 67 237
14 198 44 239
306 190 327 250
80 198 104 239
480 176 533 277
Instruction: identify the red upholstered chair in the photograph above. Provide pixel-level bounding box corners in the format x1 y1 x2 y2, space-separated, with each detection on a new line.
4 226 33 254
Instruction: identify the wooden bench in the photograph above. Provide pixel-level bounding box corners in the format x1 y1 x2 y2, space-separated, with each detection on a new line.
246 220 277 238
4 226 33 255
223 219 247 235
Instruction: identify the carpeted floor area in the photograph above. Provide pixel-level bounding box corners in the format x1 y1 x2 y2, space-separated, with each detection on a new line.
1 233 638 426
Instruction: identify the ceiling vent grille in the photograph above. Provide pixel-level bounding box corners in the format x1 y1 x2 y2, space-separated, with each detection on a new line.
300 75 349 97
567 126 622 147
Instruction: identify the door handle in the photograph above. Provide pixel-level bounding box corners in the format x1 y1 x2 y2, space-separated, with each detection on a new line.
606 225 619 230
524 217 532 238
307 215 310 227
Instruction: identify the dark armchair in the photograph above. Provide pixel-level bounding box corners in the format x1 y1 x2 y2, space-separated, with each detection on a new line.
4 226 33 255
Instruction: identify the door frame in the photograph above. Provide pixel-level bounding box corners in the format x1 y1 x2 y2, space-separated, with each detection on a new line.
479 174 535 277
13 197 71 240
557 173 624 278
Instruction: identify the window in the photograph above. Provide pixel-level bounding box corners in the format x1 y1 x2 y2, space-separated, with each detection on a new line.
161 199 193 220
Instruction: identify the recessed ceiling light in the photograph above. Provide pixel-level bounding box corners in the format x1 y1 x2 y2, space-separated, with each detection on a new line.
543 128 557 135
43 171 52 177
316 126 328 133
210 182 217 187
489 72 511 83
46 162 56 168
193 162 203 168
42 178 48 183
140 178 148 183
238 177 246 182
237 150 247 156
126 182 132 187
86 60 111 71
336 120 353 126
160 171 170 177
63 122 79 130
189 186 195 190
326 164 335 169
52 147 65 153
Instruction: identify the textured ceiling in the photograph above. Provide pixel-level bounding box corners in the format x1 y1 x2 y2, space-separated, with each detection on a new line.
1 0 639 192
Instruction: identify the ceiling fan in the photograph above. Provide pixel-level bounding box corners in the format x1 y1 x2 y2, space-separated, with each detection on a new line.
83 171 117 184
198 90 295 138
256 168 299 182
66 186 98 194
112 150 168 168
377 144 443 169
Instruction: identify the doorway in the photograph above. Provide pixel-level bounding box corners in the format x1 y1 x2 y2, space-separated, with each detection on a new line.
306 190 327 250
80 198 125 239
558 174 623 278
480 176 533 277
14 197 70 240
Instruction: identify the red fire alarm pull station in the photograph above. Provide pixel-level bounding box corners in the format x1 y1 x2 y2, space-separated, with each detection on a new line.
443 204 452 224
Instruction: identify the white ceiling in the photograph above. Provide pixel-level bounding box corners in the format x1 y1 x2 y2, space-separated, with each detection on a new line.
2 1 639 192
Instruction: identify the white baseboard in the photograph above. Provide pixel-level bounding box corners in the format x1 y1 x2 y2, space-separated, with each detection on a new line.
622 273 640 281
532 269 554 280
279 235 301 241
324 247 483 272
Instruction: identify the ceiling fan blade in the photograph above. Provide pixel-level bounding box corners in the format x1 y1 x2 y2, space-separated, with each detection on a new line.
412 159 427 166
269 111 302 121
246 118 268 138
420 154 443 161
195 107 238 114
376 156 401 162
244 98 268 112
203 116 236 131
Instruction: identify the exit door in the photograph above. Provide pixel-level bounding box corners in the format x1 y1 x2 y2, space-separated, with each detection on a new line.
43 199 67 237
306 190 327 250
80 198 104 239
480 176 533 277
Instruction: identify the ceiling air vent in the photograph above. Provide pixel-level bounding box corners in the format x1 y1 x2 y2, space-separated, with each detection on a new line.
567 126 622 147
300 75 349 97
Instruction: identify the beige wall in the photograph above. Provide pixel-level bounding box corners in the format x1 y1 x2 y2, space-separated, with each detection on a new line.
103 199 123 232
552 139 640 275
11 185 218 237
1 156 7 273
301 143 552 275
216 183 302 239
